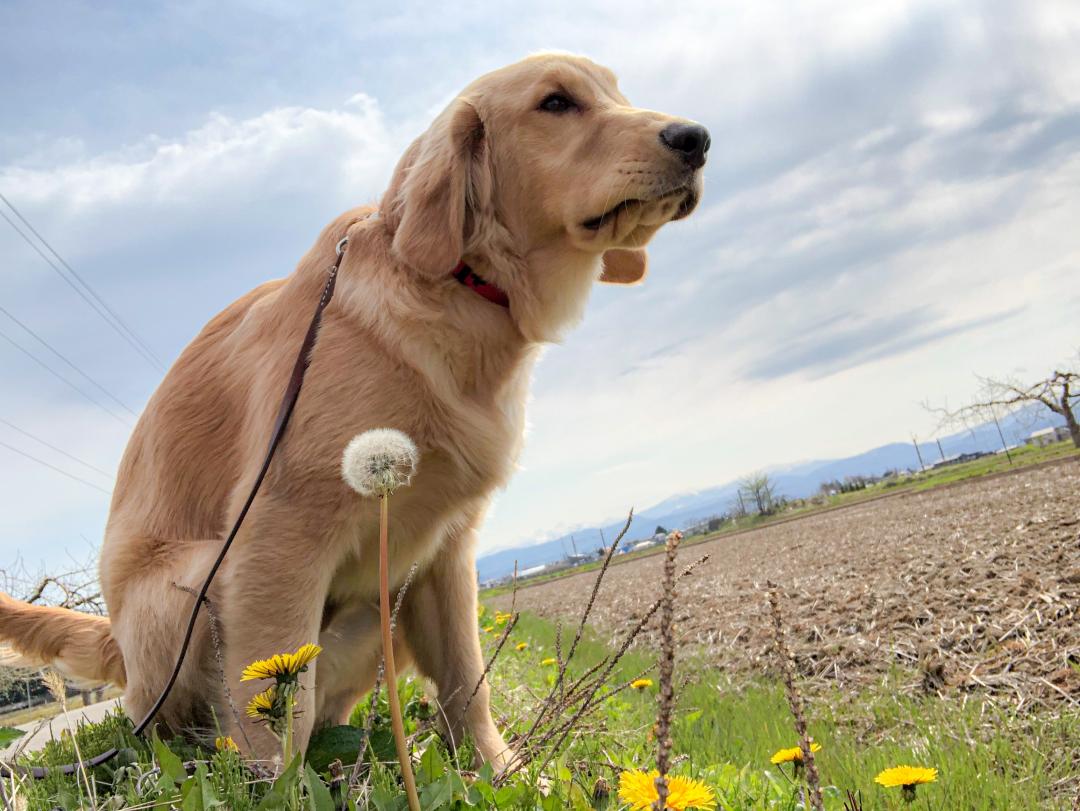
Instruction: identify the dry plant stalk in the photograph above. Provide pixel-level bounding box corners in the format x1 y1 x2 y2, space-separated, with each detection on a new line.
463 561 520 719
843 789 865 811
767 581 824 811
497 550 710 786
520 511 634 744
172 582 252 751
0 771 11 811
464 613 519 717
43 670 96 806
653 530 682 809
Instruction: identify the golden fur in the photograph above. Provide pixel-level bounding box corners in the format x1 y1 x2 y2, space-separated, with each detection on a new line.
0 53 705 765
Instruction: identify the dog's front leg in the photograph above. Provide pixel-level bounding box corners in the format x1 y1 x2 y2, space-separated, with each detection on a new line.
218 515 334 763
401 526 512 769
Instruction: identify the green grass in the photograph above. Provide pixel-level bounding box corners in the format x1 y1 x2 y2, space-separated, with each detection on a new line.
489 613 1078 810
482 440 1080 600
4 610 1075 809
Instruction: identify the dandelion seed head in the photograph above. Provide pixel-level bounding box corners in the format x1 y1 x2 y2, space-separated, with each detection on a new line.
341 428 419 497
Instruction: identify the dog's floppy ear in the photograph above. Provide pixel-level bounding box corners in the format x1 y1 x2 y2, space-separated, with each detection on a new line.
382 99 484 277
600 249 648 284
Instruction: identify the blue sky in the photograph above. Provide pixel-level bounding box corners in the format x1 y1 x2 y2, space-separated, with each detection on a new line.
1 0 1078 571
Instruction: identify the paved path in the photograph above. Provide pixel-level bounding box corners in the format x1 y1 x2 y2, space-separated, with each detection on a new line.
0 698 123 758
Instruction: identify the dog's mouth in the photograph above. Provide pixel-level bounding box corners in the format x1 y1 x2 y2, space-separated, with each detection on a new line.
583 199 642 231
582 187 697 231
672 188 699 221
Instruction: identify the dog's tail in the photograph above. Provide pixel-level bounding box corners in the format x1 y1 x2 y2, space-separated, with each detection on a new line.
0 592 126 687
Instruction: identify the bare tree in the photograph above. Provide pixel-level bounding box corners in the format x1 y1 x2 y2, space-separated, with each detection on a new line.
729 490 747 519
0 552 104 615
930 357 1080 449
738 471 779 516
0 552 105 707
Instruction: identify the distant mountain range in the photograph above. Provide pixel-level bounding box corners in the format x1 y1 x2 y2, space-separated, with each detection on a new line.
475 405 1061 582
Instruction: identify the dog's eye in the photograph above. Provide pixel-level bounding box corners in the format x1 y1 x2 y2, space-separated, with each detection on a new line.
538 93 576 113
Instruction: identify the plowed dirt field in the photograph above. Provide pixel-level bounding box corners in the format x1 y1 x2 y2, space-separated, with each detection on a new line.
492 459 1080 706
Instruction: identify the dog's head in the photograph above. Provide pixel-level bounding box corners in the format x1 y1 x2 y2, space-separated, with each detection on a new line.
382 53 708 336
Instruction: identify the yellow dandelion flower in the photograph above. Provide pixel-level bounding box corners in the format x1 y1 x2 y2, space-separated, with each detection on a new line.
541 657 558 666
630 678 654 690
875 765 937 790
245 686 277 719
214 736 239 753
241 643 322 682
770 742 822 764
515 642 528 652
482 625 495 634
618 769 717 810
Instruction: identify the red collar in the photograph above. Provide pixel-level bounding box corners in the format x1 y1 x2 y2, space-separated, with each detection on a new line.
451 262 510 308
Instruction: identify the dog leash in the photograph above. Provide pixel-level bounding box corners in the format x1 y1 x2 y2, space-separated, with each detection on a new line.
1 236 350 780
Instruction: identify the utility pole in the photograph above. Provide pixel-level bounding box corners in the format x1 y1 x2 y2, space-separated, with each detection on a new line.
570 535 578 557
912 434 926 472
991 406 1013 465
936 438 946 462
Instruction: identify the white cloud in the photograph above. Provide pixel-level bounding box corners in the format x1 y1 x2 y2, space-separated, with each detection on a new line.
2 0 1079 567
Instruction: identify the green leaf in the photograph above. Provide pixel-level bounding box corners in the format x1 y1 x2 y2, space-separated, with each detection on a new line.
181 762 222 810
369 783 405 811
152 729 187 786
257 753 302 810
0 727 24 748
494 784 523 806
418 740 447 783
303 762 336 811
306 724 364 774
419 774 454 808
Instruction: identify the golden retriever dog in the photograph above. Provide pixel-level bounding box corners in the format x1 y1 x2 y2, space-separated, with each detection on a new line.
0 53 708 765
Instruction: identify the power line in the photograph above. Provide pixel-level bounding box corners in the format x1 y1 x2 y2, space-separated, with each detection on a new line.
0 303 140 418
0 439 112 496
0 197 164 372
0 323 134 427
0 416 115 480
0 192 165 370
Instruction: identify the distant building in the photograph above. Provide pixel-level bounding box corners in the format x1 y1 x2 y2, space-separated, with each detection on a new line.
929 450 990 469
1025 426 1071 447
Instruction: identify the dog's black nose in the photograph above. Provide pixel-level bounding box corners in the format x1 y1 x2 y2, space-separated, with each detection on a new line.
659 122 711 170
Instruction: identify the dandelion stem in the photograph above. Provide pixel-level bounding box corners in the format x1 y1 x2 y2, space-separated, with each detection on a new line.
379 494 420 811
283 690 294 766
